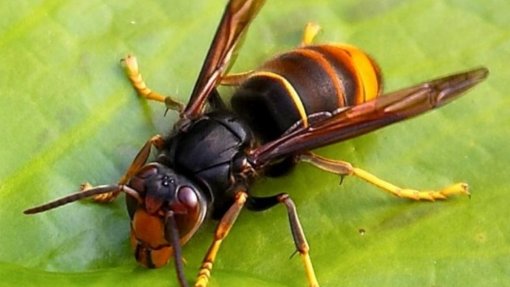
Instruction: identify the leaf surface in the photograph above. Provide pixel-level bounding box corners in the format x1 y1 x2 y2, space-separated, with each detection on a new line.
1 0 508 286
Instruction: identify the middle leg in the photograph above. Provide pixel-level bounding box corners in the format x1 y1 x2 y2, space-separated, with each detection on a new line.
247 193 319 287
121 55 185 112
194 190 248 287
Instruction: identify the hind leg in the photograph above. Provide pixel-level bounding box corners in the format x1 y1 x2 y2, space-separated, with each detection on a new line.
299 152 469 201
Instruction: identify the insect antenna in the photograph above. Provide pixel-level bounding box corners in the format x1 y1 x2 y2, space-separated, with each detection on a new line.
23 185 142 215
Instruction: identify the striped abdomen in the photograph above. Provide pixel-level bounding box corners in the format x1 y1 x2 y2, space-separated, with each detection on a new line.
231 44 382 143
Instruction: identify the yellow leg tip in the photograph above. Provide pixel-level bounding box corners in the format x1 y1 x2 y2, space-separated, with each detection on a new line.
119 54 172 105
396 182 470 201
80 182 93 191
399 189 440 201
120 54 139 75
194 265 212 287
301 255 320 287
194 275 209 287
440 182 470 197
301 22 322 46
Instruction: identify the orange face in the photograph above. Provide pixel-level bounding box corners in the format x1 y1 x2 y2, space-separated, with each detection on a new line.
128 186 208 268
126 163 209 268
130 208 173 268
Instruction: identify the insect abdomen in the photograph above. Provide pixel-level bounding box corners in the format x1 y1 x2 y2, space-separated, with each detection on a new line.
231 44 382 143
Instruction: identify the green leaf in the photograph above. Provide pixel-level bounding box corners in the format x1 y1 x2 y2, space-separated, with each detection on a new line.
1 0 508 286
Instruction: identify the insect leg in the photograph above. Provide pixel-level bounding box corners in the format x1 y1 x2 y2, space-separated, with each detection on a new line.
208 89 228 111
300 22 321 46
121 54 184 112
194 191 248 287
220 22 321 86
86 135 165 202
247 194 319 287
219 70 253 86
299 152 470 201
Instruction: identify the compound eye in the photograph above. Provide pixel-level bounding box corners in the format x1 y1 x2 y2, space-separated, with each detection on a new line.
170 185 205 243
177 186 198 209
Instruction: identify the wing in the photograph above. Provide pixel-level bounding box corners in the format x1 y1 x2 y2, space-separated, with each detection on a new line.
248 67 489 167
182 0 265 120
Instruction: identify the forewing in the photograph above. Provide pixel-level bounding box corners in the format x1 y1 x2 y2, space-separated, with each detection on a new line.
183 0 265 119
249 67 488 166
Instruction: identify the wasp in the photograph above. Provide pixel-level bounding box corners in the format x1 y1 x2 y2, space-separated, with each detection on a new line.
24 0 488 286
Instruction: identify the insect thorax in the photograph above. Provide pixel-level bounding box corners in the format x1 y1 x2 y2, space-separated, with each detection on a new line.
156 111 255 218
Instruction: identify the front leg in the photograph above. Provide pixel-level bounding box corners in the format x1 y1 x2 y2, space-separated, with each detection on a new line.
194 191 248 287
83 135 165 202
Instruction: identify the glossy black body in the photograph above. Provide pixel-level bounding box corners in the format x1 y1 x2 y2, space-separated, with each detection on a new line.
232 75 302 142
153 111 254 218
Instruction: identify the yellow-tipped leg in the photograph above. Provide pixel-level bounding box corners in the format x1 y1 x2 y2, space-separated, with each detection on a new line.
220 71 253 86
277 194 319 287
352 168 469 201
83 135 165 203
117 135 164 185
299 152 470 201
121 54 184 112
301 254 319 287
301 22 322 46
247 193 319 287
211 23 322 99
194 191 248 287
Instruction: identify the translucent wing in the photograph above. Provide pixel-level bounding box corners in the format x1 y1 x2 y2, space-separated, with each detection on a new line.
249 67 489 166
183 0 265 120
